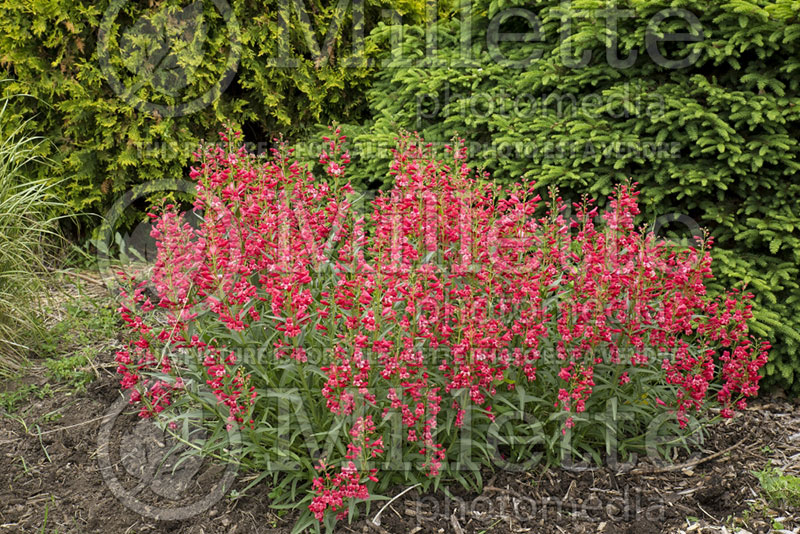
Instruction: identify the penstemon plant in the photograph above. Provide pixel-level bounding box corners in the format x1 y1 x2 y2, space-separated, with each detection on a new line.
115 127 769 531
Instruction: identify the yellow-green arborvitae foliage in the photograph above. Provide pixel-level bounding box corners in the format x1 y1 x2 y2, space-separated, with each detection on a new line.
0 0 423 236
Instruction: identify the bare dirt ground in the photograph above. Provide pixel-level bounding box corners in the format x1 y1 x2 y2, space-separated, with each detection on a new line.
0 281 798 533
2 349 798 534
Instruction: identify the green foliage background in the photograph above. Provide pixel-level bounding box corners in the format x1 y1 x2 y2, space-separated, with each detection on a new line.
1 0 800 393
0 0 424 236
334 0 800 393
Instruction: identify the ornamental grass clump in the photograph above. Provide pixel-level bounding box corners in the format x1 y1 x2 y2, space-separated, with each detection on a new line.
115 128 769 530
0 92 62 375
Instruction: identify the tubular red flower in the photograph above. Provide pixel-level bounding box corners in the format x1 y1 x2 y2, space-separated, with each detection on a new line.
116 129 769 525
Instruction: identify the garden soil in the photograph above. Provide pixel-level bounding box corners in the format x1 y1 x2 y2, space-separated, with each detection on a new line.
1 351 798 534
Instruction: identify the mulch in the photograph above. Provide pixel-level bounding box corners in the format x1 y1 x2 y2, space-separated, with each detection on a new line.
1 356 798 534
369 402 800 534
0 289 798 534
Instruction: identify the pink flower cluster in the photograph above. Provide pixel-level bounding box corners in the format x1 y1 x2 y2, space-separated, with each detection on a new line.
308 415 384 521
115 128 769 523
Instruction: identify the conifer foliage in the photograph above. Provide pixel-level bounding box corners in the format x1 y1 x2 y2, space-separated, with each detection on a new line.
338 0 800 393
0 0 423 228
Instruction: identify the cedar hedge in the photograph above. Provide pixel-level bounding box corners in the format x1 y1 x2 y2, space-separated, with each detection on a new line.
2 0 799 393
0 0 424 236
